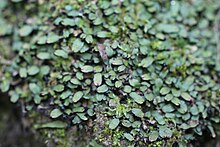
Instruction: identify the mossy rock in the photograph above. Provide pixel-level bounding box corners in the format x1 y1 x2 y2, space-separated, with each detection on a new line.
1 0 220 146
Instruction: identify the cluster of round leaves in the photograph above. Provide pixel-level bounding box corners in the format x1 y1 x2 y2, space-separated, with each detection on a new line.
1 0 220 146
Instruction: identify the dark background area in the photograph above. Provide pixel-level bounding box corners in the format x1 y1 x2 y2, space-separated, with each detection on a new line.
0 92 45 147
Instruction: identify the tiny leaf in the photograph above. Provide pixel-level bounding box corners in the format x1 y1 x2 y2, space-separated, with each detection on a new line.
132 108 144 118
124 133 134 141
81 65 94 73
93 73 102 86
109 118 120 129
28 66 40 76
129 92 145 104
54 50 68 59
181 92 192 101
97 84 108 93
50 109 62 118
72 91 84 102
149 131 159 142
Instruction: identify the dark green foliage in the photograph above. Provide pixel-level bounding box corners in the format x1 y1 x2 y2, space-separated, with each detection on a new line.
1 0 220 146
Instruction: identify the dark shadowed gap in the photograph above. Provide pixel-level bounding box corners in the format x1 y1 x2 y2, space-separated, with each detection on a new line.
0 92 45 147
